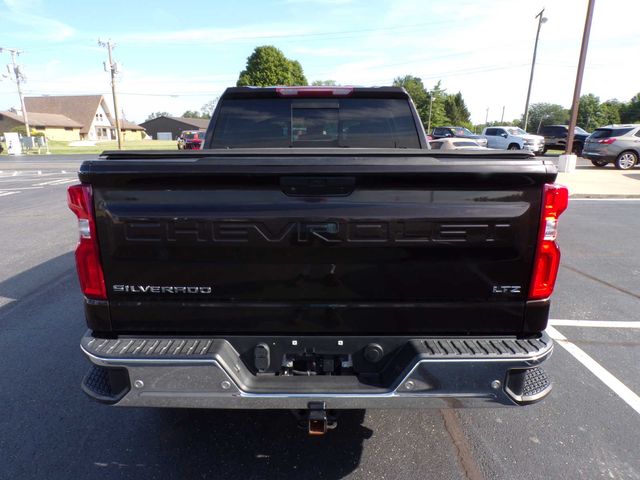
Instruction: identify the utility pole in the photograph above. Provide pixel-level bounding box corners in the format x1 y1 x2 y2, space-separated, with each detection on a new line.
501 106 505 123
427 94 434 134
485 107 489 126
523 9 548 132
98 39 122 150
0 47 30 137
566 0 596 155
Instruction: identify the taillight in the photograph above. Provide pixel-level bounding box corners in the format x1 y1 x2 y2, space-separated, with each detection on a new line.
276 86 353 97
529 183 569 300
67 184 107 300
597 138 616 144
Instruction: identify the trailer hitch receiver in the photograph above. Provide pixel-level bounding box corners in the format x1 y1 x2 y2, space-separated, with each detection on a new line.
307 402 337 435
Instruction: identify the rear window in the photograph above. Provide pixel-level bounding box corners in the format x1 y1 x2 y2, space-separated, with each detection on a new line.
453 127 474 136
211 98 420 148
183 132 203 140
541 126 565 135
590 128 633 139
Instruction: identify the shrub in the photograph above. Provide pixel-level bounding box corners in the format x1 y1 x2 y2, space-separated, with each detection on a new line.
10 126 45 137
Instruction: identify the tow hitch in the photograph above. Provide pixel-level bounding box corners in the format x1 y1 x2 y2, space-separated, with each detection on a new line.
294 402 338 435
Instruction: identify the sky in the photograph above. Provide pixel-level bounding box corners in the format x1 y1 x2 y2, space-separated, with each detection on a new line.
1 0 638 125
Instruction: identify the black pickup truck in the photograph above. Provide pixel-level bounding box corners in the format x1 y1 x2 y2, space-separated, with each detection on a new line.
69 86 567 434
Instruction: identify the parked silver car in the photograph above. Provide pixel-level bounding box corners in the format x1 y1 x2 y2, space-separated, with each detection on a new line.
583 124 640 169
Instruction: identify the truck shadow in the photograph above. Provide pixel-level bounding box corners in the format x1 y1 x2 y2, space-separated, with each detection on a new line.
0 251 76 315
148 407 372 479
0 253 372 479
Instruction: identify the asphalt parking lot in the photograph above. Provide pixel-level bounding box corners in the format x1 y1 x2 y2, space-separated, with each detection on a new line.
0 155 639 479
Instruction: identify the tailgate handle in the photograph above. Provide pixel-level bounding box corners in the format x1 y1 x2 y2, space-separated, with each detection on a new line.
281 176 355 196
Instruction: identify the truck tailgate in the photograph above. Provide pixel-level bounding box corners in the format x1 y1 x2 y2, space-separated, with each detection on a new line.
80 150 556 334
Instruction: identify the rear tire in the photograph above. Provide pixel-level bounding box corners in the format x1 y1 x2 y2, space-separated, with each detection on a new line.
591 159 608 168
507 143 520 150
615 151 638 170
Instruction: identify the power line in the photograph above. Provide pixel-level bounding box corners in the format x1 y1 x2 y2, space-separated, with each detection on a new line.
341 63 530 87
16 89 221 97
24 19 460 53
115 19 459 47
15 63 531 98
0 47 30 137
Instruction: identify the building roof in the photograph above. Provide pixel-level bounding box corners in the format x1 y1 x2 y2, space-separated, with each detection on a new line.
0 110 82 128
140 116 210 129
120 119 145 131
24 95 110 134
171 116 210 129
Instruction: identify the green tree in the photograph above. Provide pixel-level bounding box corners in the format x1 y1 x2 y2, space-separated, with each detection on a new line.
237 46 308 87
426 81 449 129
525 103 569 132
200 97 220 118
444 92 471 126
311 80 337 86
620 93 640 123
182 110 203 118
600 99 623 126
475 120 519 132
200 98 218 119
393 77 451 131
145 111 172 121
393 75 429 125
576 94 603 131
10 126 45 137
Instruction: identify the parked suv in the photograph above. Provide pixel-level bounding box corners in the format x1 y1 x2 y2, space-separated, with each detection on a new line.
431 126 488 147
482 126 545 154
583 125 640 169
539 125 590 156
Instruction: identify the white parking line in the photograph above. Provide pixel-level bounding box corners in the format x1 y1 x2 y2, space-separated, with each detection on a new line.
547 325 640 415
32 178 76 186
549 319 640 329
0 175 62 183
569 198 640 202
0 191 20 197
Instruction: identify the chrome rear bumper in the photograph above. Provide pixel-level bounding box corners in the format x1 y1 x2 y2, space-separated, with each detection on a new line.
80 331 553 409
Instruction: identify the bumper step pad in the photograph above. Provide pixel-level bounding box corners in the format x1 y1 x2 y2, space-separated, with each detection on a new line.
523 367 551 397
505 366 552 404
81 364 130 404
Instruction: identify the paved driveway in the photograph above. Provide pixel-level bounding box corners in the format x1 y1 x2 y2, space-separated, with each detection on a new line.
0 156 638 479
